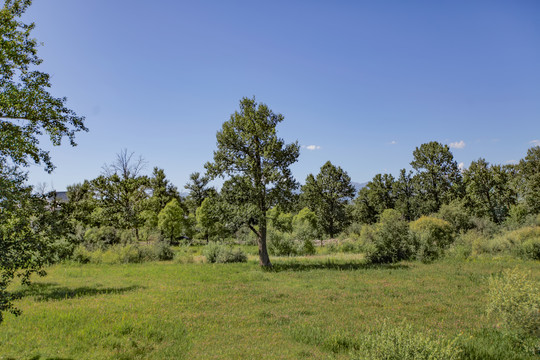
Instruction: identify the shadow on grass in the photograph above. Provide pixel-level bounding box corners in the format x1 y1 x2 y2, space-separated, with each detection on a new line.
266 260 410 272
13 283 144 302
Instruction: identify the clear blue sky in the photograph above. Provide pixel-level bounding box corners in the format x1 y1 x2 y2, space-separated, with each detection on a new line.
25 0 540 191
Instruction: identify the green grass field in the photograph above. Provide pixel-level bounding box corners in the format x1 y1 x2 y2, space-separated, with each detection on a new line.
1 252 538 359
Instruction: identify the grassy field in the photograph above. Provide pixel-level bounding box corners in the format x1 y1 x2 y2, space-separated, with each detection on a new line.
1 252 538 359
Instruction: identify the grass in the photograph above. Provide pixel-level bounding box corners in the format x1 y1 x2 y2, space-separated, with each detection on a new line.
1 252 539 359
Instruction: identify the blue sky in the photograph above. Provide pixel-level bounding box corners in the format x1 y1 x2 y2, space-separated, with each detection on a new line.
24 0 540 191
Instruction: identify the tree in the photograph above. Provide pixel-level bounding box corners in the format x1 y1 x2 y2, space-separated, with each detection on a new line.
184 172 215 213
92 150 150 240
205 97 299 267
195 197 228 242
463 158 516 223
1 0 86 322
517 146 540 214
393 169 418 221
301 161 356 238
411 141 462 214
158 199 187 243
364 173 395 216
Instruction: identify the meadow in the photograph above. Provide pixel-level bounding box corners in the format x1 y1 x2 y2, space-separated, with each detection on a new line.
1 250 538 360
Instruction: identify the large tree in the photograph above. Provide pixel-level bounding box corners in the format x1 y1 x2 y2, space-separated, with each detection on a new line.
463 158 516 223
205 97 299 267
0 0 86 322
411 141 462 214
301 161 356 238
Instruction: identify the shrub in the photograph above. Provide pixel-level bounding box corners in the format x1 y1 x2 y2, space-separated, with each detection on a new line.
471 217 498 238
350 322 461 360
487 267 540 337
268 231 298 256
436 199 473 233
83 226 121 248
365 209 413 264
292 208 320 242
203 242 247 263
519 238 540 260
410 216 454 262
298 238 316 256
72 245 91 264
216 248 247 263
152 241 175 261
72 242 175 264
49 238 76 262
488 226 540 259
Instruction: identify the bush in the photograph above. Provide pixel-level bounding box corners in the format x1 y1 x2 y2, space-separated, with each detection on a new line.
350 322 461 360
203 242 247 263
436 199 473 234
487 267 540 337
519 238 540 260
71 242 175 264
72 245 91 264
292 207 320 242
268 231 298 256
49 238 76 262
298 238 316 255
83 226 121 248
365 209 413 264
488 226 540 259
410 216 454 262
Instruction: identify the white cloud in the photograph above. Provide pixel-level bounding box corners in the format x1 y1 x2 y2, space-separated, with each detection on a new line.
304 145 321 151
390 140 397 145
458 162 465 171
530 139 540 146
449 140 466 149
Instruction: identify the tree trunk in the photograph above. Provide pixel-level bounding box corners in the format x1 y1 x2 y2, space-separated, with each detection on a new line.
258 222 272 267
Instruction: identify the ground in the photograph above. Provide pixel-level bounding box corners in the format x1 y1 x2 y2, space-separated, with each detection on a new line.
0 252 538 359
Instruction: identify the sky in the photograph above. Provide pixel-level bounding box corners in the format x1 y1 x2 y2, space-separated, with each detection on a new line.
23 0 540 191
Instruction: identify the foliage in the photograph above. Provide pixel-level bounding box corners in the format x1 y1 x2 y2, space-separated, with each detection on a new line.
301 161 355 238
393 169 418 221
72 242 175 264
268 231 298 256
184 172 215 213
196 197 228 241
486 267 540 337
205 97 300 267
410 216 454 262
0 0 87 172
158 199 188 243
365 209 413 264
517 146 540 214
83 226 122 249
202 242 247 263
267 206 294 233
292 207 320 242
410 141 462 214
463 158 516 223
0 0 86 323
436 199 473 234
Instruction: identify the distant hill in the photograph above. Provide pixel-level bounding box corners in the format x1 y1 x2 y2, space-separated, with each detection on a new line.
352 182 368 193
